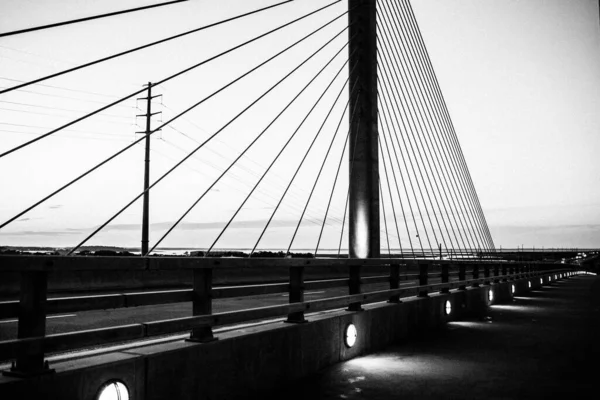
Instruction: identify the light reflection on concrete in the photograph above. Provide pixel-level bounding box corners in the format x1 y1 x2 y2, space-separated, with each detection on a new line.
490 304 532 312
447 321 490 329
344 353 477 379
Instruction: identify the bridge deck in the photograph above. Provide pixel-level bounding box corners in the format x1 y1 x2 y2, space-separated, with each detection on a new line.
263 275 599 399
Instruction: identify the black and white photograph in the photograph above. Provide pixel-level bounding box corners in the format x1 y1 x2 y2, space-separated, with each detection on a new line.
0 0 598 398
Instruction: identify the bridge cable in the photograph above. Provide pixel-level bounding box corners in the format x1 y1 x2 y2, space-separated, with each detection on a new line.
378 2 474 254
377 74 436 254
378 128 413 257
0 12 351 232
206 57 351 256
398 0 496 253
286 88 356 255
0 1 298 95
377 129 406 256
377 91 427 255
0 1 344 160
0 1 189 37
314 93 360 257
377 43 453 254
163 125 345 230
386 0 489 255
378 144 401 257
379 180 392 257
384 0 493 255
397 0 494 252
147 40 352 255
71 34 351 255
161 107 348 227
378 3 473 254
250 75 353 255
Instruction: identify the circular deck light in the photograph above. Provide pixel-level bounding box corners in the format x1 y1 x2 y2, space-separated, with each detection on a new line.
97 380 129 400
511 284 515 294
488 289 494 302
445 300 452 315
345 323 357 348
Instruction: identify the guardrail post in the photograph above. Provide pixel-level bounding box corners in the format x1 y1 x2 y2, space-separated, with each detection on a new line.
493 263 500 283
509 265 515 280
4 271 53 377
418 263 428 297
472 263 480 287
286 266 307 323
484 263 491 285
188 268 216 343
440 263 450 293
458 264 466 290
348 265 363 311
502 264 508 282
388 263 401 303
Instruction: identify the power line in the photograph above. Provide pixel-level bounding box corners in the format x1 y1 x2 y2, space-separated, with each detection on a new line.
0 100 130 118
0 77 123 99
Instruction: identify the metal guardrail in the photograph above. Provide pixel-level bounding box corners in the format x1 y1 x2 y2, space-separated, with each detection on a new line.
0 255 575 377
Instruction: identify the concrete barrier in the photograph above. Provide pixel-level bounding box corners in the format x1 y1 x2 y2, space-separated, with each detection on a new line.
0 278 524 400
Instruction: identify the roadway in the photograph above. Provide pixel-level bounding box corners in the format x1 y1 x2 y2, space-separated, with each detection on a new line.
0 280 426 341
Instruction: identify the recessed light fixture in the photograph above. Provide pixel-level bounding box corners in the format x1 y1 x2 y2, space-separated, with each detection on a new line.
511 284 515 294
345 323 357 348
445 300 452 315
97 380 129 400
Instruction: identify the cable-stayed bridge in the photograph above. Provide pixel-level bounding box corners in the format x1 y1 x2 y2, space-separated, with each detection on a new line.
0 1 598 398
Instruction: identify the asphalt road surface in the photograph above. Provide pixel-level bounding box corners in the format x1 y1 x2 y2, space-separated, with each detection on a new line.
0 279 436 341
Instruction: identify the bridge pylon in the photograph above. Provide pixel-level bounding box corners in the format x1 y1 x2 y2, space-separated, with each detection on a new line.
348 0 379 259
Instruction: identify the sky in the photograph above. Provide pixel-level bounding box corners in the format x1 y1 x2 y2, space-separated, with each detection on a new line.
0 0 598 251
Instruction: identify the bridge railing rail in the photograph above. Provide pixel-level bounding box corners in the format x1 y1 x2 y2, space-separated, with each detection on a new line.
0 255 574 377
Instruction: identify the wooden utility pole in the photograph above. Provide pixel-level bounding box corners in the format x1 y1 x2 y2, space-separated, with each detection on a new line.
136 82 161 255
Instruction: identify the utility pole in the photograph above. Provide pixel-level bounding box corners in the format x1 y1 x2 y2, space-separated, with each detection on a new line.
348 0 379 259
136 82 162 255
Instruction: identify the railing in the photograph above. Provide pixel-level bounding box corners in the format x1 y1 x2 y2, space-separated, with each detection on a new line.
0 255 574 377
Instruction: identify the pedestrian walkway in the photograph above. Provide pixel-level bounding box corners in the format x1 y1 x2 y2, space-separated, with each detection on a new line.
264 275 600 399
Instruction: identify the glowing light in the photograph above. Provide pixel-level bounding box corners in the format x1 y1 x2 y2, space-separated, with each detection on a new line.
540 278 543 284
445 300 452 315
488 289 494 302
345 323 357 348
354 206 369 258
511 284 515 294
97 381 129 400
528 281 531 288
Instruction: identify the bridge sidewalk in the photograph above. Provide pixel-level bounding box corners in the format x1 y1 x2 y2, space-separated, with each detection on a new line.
264 275 600 399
